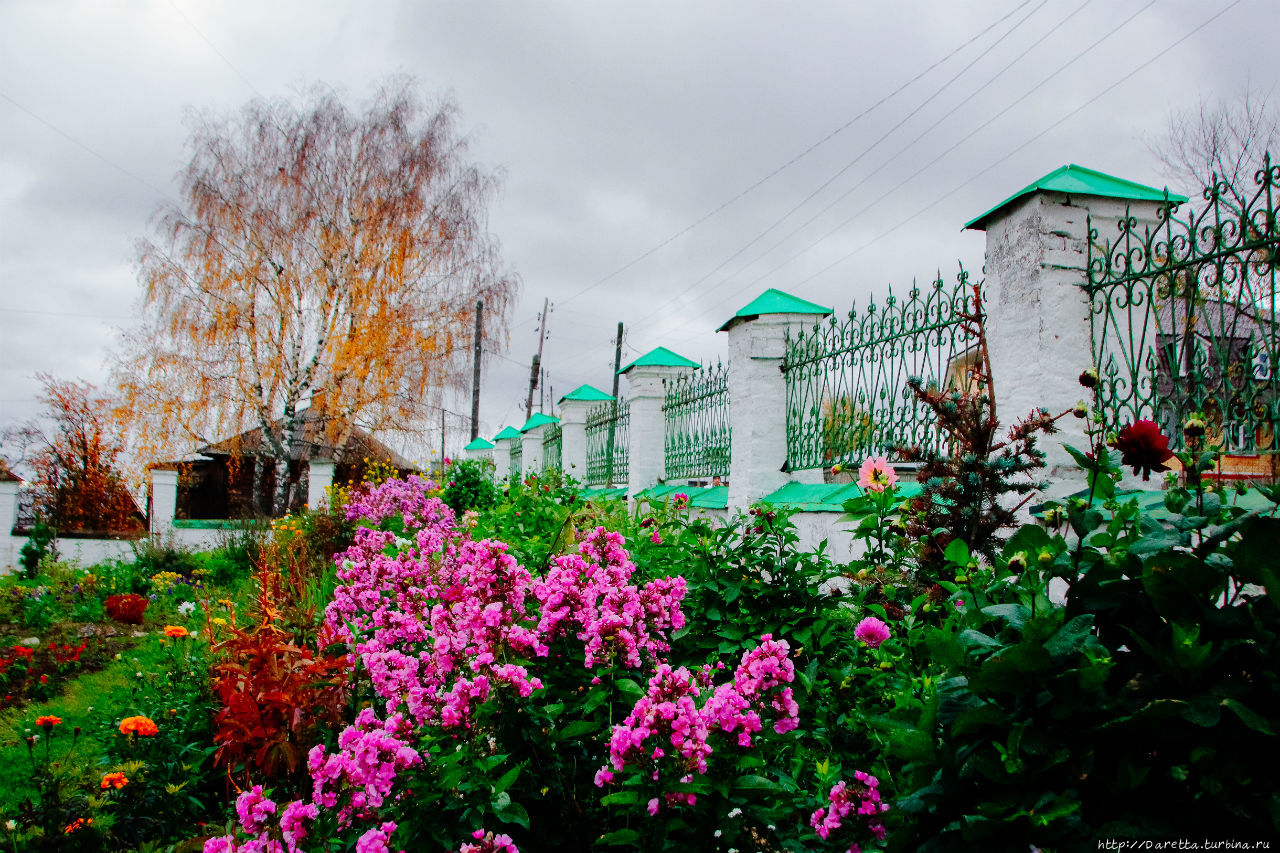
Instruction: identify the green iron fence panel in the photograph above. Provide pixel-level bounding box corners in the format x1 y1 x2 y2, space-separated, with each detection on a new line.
542 422 562 471
508 439 523 481
1085 155 1280 452
782 267 980 471
585 399 630 486
663 362 731 480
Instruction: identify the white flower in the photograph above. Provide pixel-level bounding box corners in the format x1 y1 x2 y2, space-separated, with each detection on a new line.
714 830 722 838
177 601 196 616
4 820 15 831
727 807 743 819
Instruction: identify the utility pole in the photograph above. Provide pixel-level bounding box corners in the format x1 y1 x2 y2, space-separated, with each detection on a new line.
470 300 483 440
606 321 623 484
525 297 549 421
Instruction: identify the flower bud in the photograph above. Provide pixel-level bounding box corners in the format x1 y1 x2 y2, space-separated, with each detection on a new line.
1183 414 1206 439
1079 368 1099 388
1072 400 1089 419
1007 551 1028 571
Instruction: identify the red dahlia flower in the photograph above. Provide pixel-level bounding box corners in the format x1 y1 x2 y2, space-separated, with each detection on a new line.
1114 419 1174 480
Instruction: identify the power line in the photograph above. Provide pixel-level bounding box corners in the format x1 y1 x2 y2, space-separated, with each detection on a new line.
791 0 1244 289
628 0 1055 333
646 0 1160 344
507 0 1037 331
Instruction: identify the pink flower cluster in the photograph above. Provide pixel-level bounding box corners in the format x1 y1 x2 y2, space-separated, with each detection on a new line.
853 616 891 649
809 772 890 852
600 635 800 812
208 477 694 853
533 528 687 669
308 709 422 823
345 475 449 529
459 829 519 853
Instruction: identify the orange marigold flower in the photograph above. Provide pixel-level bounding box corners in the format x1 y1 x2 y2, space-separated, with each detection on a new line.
118 715 159 737
64 817 92 834
100 771 128 790
163 625 189 638
35 715 61 728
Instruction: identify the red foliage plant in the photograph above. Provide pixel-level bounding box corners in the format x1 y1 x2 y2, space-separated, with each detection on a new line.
209 539 349 782
105 593 149 625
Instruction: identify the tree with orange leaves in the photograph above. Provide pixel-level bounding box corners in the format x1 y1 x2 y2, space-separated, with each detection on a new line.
116 80 518 514
12 374 143 534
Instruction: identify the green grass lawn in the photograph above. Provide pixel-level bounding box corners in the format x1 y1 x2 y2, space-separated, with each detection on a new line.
0 633 172 814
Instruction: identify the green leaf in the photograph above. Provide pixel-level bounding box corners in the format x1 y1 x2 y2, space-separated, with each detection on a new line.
1222 698 1276 735
735 774 779 792
601 790 644 806
493 799 530 830
1044 614 1094 659
614 678 644 699
597 829 643 846
493 765 521 795
980 603 1031 631
558 720 602 740
944 538 971 566
958 629 1002 651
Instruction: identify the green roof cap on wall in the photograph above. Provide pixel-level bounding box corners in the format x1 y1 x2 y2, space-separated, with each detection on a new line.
718 288 833 332
559 384 615 403
493 426 523 441
463 437 494 451
963 164 1188 231
618 346 699 374
520 412 561 432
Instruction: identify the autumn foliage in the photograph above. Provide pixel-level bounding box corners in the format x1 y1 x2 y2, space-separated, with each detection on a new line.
22 374 142 534
118 79 519 513
209 536 349 782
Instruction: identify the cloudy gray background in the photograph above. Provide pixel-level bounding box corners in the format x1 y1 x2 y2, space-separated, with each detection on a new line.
0 0 1271 463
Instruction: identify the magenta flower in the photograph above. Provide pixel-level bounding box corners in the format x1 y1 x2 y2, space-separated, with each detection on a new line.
854 616 891 649
857 457 897 493
672 492 690 509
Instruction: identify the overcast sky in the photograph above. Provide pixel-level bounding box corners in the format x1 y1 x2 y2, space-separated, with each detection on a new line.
0 0 1274 463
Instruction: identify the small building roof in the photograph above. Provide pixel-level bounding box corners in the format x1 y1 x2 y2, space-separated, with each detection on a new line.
493 426 523 442
192 407 414 468
520 412 561 432
718 288 833 332
618 346 699 374
963 164 1188 231
559 384 615 403
463 437 495 451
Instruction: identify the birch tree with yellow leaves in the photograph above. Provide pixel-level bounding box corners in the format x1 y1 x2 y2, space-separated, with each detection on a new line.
116 80 518 514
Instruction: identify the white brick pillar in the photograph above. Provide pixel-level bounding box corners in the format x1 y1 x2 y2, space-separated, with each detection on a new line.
0 479 19 536
493 438 513 482
624 363 693 496
558 400 592 479
723 313 826 510
150 469 179 533
308 459 335 509
521 427 546 475
981 191 1169 496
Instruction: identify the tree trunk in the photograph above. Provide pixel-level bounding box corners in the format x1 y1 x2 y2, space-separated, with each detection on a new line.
251 455 267 516
272 454 292 517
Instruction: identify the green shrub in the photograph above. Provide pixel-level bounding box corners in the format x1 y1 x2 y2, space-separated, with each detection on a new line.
440 457 500 515
19 522 58 581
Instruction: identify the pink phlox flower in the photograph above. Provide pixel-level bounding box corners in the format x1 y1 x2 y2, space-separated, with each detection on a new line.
460 829 519 853
354 821 397 853
809 775 889 848
235 785 277 835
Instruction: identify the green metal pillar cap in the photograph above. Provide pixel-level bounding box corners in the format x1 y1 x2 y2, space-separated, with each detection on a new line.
963 164 1188 231
718 288 833 332
618 346 700 374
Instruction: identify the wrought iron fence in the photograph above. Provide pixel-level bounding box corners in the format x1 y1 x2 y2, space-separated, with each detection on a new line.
782 267 980 471
585 399 629 486
663 362 731 480
542 422 562 472
1085 154 1280 452
508 438 523 481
